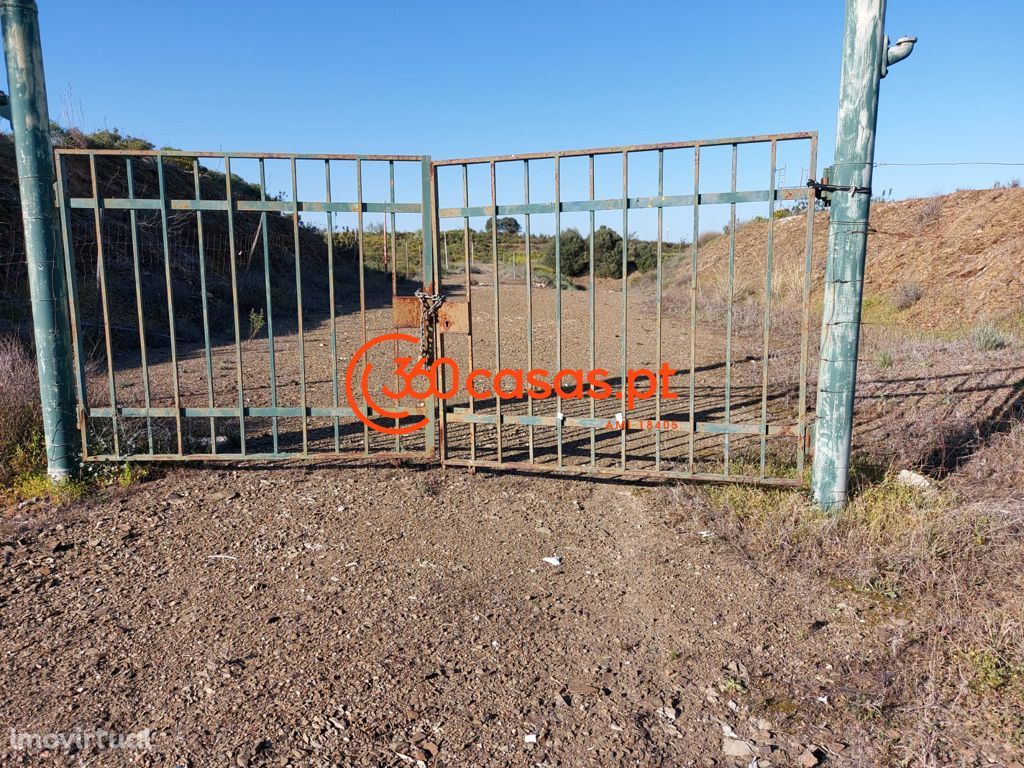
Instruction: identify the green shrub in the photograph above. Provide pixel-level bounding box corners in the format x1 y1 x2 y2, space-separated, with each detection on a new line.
542 228 588 277
593 226 623 278
248 308 265 340
85 128 154 151
159 146 197 171
974 323 1010 352
49 122 87 148
630 240 659 273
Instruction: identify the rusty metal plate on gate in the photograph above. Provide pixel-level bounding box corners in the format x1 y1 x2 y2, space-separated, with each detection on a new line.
436 301 468 334
393 295 420 329
393 296 468 333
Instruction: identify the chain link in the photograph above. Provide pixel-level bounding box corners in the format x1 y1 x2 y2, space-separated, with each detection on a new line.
414 289 445 363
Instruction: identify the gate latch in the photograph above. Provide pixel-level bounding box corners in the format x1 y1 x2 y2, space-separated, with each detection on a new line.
806 165 871 206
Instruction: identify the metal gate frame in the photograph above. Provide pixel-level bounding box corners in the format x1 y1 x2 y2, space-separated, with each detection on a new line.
431 132 818 486
55 148 437 463
52 133 817 488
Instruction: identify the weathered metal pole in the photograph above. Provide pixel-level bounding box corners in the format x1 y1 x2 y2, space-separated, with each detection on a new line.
812 0 915 509
1 0 79 479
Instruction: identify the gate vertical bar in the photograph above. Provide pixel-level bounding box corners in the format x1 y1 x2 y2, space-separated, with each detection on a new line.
587 155 596 467
813 0 914 508
190 160 216 453
654 150 663 470
523 160 535 462
420 157 436 455
387 161 399 450
356 160 368 454
619 151 628 469
54 156 89 461
553 157 562 467
222 157 245 455
126 158 155 454
1 0 78 478
88 154 120 457
290 157 307 454
759 141 777 478
688 147 700 474
796 135 818 475
723 144 737 474
156 157 184 454
258 159 279 454
462 164 475 462
490 161 502 463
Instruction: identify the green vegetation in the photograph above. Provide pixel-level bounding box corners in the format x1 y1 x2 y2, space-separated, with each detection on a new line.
248 307 265 340
541 225 664 278
49 123 154 151
484 216 522 237
974 323 1010 352
963 648 1021 693
0 335 148 507
629 240 659 273
0 336 42 486
541 228 588 277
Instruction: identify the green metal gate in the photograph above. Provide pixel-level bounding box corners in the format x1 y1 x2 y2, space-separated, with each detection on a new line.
55 133 818 486
55 148 437 462
432 132 818 486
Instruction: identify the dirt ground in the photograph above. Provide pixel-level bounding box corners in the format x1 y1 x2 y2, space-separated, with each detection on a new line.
0 462 920 767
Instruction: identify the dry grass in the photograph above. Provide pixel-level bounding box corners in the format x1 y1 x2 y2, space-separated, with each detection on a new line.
0 335 43 484
895 281 925 311
659 427 1024 759
680 188 1024 329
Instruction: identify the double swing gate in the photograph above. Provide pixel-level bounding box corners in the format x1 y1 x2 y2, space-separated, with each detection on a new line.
56 130 818 486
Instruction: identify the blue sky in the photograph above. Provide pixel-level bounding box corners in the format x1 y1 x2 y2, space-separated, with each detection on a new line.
6 0 1023 235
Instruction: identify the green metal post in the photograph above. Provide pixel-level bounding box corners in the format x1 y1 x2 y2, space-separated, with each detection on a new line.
1 0 79 479
812 0 915 509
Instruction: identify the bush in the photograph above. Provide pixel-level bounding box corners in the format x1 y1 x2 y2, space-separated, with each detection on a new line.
916 199 942 229
630 240 659 273
592 226 623 278
84 128 154 151
49 122 87 149
894 282 925 310
974 323 1010 352
696 231 722 247
542 228 588 277
0 336 43 484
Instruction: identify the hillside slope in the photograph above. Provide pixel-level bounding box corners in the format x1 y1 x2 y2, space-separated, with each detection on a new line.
686 187 1024 327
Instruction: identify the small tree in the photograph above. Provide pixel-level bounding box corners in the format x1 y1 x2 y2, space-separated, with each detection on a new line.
592 226 623 278
542 228 588 277
484 217 523 238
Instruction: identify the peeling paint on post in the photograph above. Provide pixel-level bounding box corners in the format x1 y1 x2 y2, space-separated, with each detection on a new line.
813 0 912 509
1 0 79 479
